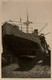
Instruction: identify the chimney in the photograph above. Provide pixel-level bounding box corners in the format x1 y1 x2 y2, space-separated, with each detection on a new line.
32 29 38 36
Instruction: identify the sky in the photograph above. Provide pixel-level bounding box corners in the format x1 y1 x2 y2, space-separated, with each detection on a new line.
1 0 52 47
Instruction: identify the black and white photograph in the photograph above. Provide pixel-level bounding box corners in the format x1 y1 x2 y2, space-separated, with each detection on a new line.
1 0 52 78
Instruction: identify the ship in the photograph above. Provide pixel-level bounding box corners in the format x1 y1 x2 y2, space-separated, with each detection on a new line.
2 10 51 69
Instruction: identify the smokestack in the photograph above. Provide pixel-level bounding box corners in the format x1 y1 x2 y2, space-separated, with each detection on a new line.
32 29 38 36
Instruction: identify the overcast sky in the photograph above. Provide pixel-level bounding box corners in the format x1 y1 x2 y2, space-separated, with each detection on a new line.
2 0 52 47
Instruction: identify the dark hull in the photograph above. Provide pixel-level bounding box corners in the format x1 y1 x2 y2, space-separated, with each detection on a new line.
3 34 43 57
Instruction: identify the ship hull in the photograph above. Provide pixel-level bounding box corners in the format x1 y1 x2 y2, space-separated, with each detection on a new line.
3 34 43 57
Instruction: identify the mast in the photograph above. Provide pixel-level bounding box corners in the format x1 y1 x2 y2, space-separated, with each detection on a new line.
26 8 29 33
23 8 32 33
20 17 22 31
